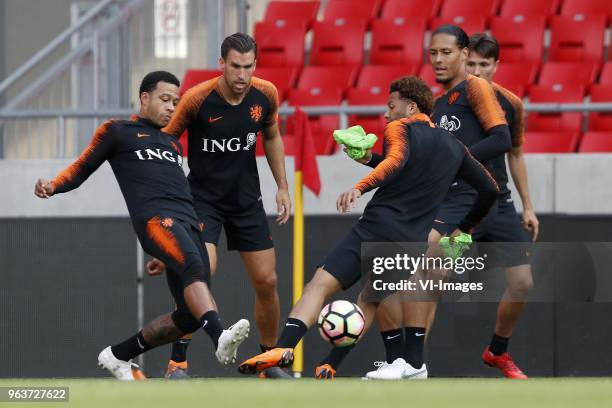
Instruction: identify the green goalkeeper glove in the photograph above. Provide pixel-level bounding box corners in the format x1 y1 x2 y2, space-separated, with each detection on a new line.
333 125 378 160
439 232 473 260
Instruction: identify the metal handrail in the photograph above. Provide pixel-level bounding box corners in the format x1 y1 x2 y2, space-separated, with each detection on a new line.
0 0 146 113
0 0 113 96
2 102 612 119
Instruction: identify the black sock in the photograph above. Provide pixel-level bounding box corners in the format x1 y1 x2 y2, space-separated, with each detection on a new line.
403 327 425 369
489 333 509 356
381 329 404 364
170 337 191 363
111 331 152 361
276 318 308 348
319 344 355 370
201 311 223 348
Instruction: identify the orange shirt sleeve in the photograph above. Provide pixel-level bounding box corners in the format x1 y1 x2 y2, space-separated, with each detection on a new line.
251 77 279 128
354 120 410 194
466 75 507 131
163 78 217 137
493 83 525 148
52 120 116 193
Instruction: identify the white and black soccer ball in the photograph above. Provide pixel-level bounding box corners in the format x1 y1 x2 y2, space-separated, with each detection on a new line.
317 300 365 347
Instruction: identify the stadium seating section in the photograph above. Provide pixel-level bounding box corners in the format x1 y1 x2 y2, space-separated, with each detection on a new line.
181 0 612 155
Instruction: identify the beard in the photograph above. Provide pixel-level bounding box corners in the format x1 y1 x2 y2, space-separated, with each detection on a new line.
435 76 453 84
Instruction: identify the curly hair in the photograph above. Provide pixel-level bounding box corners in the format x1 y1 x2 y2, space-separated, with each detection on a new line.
389 76 434 115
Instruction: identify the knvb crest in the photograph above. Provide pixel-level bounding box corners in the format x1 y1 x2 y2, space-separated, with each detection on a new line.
250 104 263 122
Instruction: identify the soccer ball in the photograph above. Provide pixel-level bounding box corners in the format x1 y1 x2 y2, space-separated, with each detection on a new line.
317 300 365 347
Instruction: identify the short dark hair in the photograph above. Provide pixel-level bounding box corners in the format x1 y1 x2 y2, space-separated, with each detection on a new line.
221 32 257 59
432 24 469 49
389 76 434 115
139 71 180 96
469 33 500 60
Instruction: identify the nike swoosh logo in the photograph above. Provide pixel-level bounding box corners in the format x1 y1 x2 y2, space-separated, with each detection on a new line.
209 116 223 123
286 323 300 327
202 320 208 328
137 133 150 138
415 333 425 337
178 339 190 344
386 334 401 340
136 336 144 349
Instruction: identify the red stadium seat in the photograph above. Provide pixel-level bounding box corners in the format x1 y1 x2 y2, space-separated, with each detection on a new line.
347 64 416 146
493 62 538 98
597 63 612 85
499 0 560 19
523 132 580 153
254 22 306 67
429 16 487 35
490 16 545 63
527 84 585 132
180 70 219 94
537 62 599 88
253 67 299 102
322 0 381 28
369 19 426 65
296 66 358 96
346 89 387 154
310 21 366 66
380 0 442 21
561 0 612 20
548 16 606 63
286 89 343 155
578 132 612 152
588 85 612 131
356 65 418 91
439 0 500 19
263 1 320 29
418 65 444 97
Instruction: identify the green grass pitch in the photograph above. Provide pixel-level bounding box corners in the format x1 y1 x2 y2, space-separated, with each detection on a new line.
1 378 611 408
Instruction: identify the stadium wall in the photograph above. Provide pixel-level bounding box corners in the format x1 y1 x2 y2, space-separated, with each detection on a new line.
3 155 612 217
1 215 612 378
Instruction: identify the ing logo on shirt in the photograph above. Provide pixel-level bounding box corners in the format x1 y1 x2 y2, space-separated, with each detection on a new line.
438 115 462 132
448 91 460 104
161 218 174 228
250 104 263 122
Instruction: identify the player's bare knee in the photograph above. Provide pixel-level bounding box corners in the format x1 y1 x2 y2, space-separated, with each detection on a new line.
508 275 533 296
252 269 278 296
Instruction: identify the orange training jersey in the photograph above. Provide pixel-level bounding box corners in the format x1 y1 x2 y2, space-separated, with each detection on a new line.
164 76 279 213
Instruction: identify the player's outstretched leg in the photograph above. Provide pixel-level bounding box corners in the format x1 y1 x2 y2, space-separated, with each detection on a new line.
238 267 343 375
482 264 532 379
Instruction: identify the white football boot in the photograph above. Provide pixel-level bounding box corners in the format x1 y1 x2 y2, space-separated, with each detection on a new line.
366 358 409 380
402 362 428 379
363 361 389 380
97 346 137 381
215 319 250 364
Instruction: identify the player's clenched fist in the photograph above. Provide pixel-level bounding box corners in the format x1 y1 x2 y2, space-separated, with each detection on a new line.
146 258 166 276
34 178 55 198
